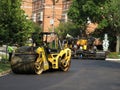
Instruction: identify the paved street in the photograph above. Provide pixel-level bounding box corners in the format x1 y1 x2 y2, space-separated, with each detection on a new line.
0 59 120 90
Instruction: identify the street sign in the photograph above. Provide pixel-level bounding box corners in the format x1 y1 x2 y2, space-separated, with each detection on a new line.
50 19 54 25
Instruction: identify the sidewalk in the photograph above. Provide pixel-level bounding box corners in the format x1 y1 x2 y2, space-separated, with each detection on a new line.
106 58 120 63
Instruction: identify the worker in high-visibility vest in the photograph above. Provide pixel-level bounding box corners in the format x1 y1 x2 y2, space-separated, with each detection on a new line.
7 46 14 61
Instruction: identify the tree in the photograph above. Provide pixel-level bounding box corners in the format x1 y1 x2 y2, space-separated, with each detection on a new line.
105 0 120 52
31 23 42 46
0 0 35 46
68 0 120 52
68 0 109 28
55 22 80 40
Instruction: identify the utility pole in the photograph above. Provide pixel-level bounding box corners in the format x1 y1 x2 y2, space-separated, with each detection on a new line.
52 2 55 32
52 0 55 32
52 0 59 32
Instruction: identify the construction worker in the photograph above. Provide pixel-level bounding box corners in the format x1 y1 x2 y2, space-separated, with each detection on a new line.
7 45 14 61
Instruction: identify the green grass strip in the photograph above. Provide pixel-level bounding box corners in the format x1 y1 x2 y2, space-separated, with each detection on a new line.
0 62 10 73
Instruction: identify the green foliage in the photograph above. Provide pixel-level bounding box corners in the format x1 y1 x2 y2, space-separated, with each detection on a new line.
106 0 120 32
0 62 10 73
68 0 120 33
68 0 120 51
31 23 42 46
0 0 35 46
68 0 108 29
107 52 120 59
55 22 80 39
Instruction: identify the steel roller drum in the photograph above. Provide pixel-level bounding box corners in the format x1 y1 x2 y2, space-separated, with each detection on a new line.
11 46 38 74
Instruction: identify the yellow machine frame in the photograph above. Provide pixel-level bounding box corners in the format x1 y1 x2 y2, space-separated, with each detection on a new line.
11 32 71 74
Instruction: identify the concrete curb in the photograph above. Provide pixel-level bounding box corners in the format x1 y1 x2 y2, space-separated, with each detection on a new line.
106 58 120 63
0 69 11 77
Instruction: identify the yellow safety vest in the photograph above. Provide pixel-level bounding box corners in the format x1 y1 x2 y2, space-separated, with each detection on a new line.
7 46 13 53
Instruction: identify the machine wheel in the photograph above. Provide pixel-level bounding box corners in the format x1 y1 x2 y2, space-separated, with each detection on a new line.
34 61 44 74
11 56 22 66
10 56 22 73
59 57 71 72
11 56 36 74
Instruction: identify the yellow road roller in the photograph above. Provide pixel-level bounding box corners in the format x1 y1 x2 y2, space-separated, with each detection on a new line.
10 32 71 74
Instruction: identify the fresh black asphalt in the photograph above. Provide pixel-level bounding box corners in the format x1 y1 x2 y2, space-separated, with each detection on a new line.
0 59 120 90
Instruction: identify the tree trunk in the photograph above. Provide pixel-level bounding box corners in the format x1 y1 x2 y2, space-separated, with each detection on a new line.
116 35 120 52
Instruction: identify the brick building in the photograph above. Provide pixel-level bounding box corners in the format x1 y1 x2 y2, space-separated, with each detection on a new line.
21 0 33 19
22 0 72 32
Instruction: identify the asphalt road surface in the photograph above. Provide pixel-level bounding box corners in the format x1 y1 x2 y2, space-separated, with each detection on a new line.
0 59 120 90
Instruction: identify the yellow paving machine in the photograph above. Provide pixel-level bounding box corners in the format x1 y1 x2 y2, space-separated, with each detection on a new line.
10 32 71 74
63 22 106 60
71 36 106 60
